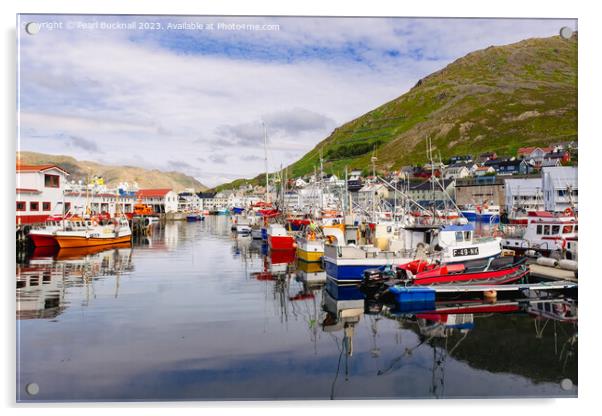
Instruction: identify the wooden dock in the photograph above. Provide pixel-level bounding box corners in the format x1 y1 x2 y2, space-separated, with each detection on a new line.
427 280 577 294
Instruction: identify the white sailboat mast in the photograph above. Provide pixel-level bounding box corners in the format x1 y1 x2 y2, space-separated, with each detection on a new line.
263 122 270 203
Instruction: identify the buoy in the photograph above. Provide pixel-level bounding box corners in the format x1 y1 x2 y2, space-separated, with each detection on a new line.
484 290 497 302
537 257 559 268
558 259 578 271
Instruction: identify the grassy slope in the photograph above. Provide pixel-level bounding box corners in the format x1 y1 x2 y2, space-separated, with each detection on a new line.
17 151 208 192
215 34 576 190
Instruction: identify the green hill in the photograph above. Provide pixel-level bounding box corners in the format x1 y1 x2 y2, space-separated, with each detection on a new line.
17 151 208 192
215 34 576 191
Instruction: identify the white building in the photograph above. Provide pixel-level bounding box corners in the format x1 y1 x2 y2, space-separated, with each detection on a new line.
504 178 544 213
16 163 70 225
356 183 389 208
63 190 137 216
444 166 470 180
178 191 202 211
198 192 228 211
542 167 578 212
137 189 179 213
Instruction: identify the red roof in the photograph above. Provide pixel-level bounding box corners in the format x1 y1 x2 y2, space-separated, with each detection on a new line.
137 188 172 198
16 163 69 175
517 147 553 156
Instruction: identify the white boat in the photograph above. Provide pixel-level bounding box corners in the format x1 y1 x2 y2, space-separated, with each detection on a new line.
323 222 501 282
501 210 578 259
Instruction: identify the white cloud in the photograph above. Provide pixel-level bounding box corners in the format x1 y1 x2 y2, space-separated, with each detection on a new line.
18 16 576 186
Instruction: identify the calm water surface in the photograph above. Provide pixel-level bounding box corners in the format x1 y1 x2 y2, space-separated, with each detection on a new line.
16 217 577 401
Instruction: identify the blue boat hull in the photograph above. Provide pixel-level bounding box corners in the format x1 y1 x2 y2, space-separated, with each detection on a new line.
325 278 364 300
461 211 500 223
324 260 388 282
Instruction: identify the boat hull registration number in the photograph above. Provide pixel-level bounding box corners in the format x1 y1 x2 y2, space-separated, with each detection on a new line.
453 247 479 257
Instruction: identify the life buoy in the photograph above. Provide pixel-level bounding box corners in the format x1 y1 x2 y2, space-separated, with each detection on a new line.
564 208 573 216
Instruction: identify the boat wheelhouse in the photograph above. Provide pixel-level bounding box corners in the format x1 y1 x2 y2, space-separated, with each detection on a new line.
501 210 578 258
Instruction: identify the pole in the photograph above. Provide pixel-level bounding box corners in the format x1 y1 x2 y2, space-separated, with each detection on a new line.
263 122 270 203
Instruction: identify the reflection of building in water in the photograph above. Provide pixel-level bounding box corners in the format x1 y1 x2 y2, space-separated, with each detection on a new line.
16 265 65 319
16 244 134 320
162 222 180 250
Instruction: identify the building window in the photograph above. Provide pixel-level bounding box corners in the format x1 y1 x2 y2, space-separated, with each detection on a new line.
42 202 51 211
16 201 26 211
30 201 39 211
44 174 60 188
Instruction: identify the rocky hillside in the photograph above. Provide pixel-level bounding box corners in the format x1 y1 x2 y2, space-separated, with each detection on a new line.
17 151 208 192
216 34 577 190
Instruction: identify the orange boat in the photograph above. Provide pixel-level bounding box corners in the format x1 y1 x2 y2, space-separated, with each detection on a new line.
54 216 132 248
55 241 132 260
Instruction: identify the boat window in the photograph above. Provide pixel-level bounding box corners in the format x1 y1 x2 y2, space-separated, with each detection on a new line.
387 226 392 233
563 225 572 234
552 225 560 235
464 231 472 241
543 225 550 235
536 225 543 235
455 231 463 242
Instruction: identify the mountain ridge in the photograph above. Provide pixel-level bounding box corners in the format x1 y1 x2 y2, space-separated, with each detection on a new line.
17 151 208 192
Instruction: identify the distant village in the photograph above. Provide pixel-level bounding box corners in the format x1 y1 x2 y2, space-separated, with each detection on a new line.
15 141 577 226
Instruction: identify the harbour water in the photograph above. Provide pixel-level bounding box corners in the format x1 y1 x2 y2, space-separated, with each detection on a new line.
16 217 577 401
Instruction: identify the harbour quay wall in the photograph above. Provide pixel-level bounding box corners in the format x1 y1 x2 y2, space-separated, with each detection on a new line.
455 177 506 208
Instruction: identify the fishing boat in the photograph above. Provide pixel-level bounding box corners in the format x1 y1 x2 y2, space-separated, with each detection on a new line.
27 215 65 247
267 223 295 250
501 209 578 258
186 213 201 222
296 222 345 263
460 203 501 223
53 216 132 248
323 222 502 283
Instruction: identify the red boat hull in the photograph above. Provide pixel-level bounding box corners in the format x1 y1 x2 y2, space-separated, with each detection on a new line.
28 233 58 247
412 265 528 286
268 235 295 250
398 257 529 286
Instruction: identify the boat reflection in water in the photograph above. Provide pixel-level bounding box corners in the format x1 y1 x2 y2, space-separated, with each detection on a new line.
17 242 133 320
16 218 577 401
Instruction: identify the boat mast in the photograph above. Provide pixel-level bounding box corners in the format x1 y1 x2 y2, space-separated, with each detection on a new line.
263 122 270 203
345 166 349 216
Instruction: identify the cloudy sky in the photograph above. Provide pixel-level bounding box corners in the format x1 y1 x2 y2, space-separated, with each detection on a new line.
17 15 576 187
